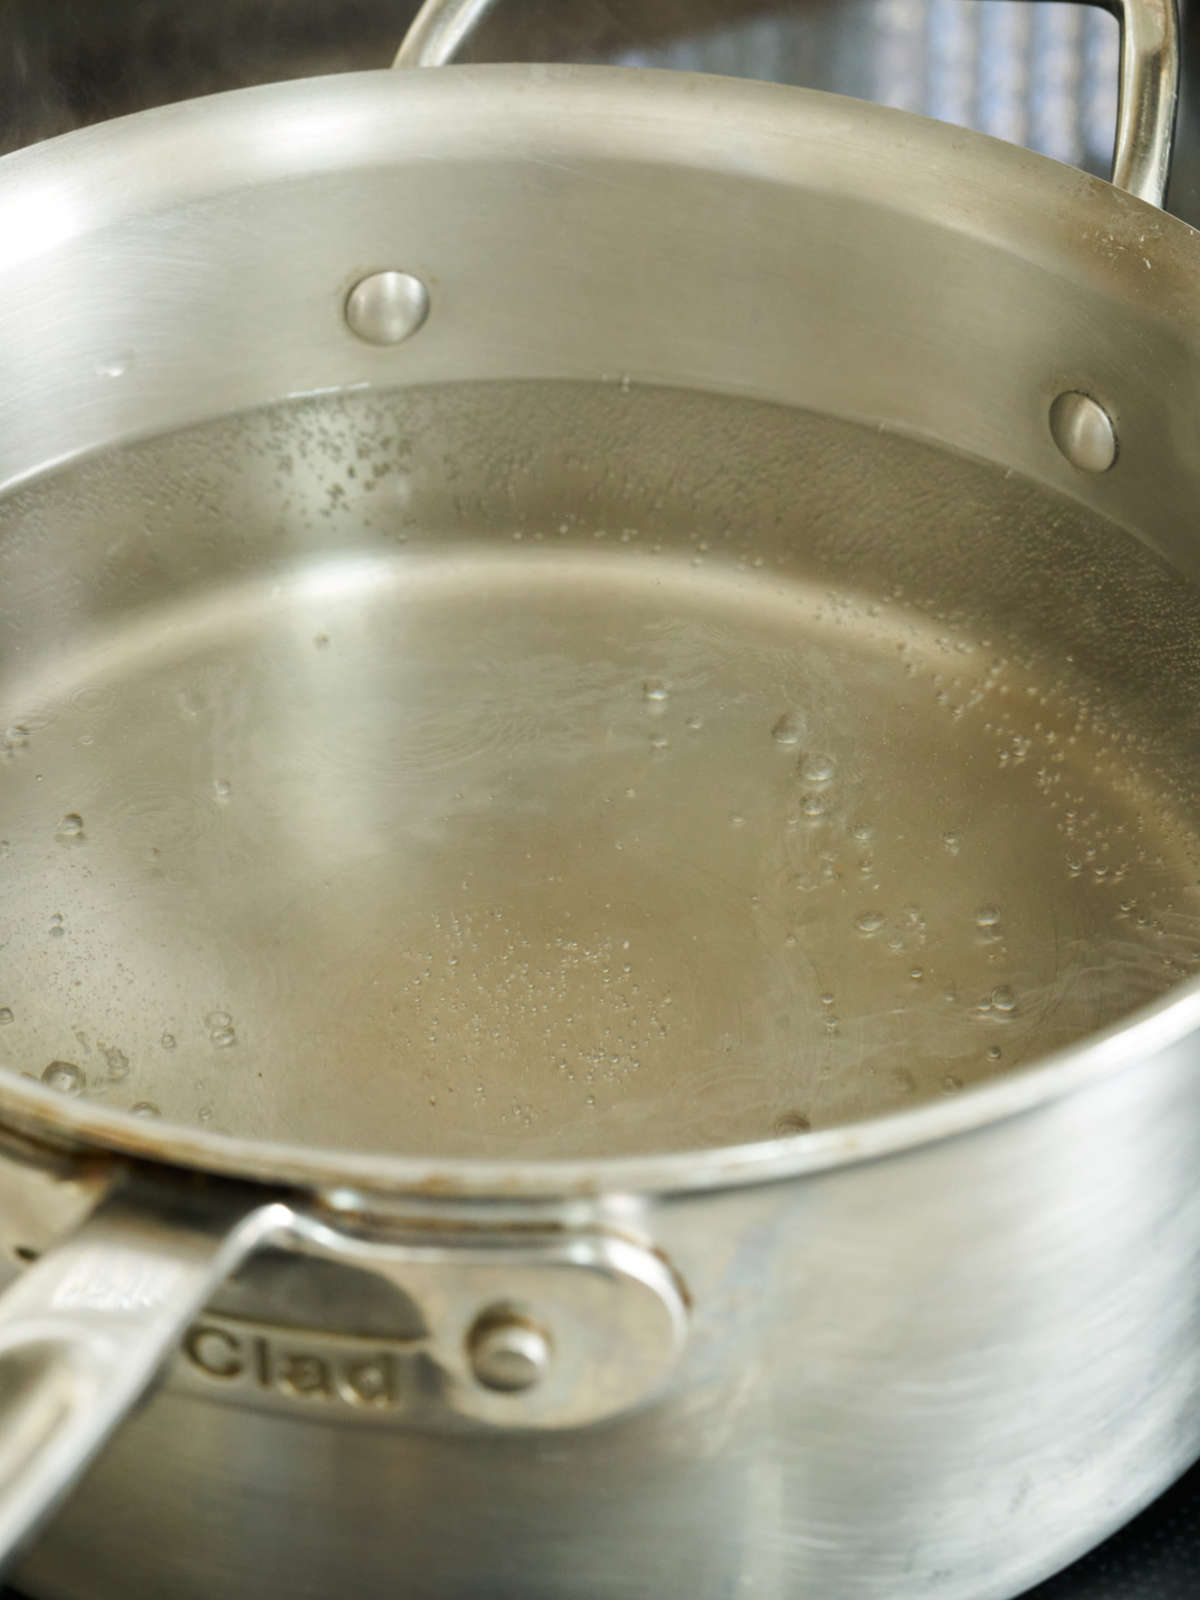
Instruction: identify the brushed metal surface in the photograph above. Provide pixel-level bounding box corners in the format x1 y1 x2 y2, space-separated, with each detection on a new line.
0 62 1198 1600
17 1051 1200 1599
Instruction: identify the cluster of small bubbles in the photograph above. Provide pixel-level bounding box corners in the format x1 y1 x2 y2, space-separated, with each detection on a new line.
855 910 886 935
213 779 233 803
0 1008 11 1026
206 1010 237 1049
130 1102 161 1119
161 1033 176 1050
48 913 64 940
642 678 669 704
800 753 836 785
56 813 85 841
41 1060 84 1096
771 712 803 746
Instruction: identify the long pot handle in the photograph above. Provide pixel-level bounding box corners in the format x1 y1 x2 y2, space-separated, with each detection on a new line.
0 1166 293 1572
0 1159 689 1575
392 0 1179 208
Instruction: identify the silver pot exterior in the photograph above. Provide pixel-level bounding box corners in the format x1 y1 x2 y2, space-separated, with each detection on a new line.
0 65 1199 1599
14 1022 1200 1600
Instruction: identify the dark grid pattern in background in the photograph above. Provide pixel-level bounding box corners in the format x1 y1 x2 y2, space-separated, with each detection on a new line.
3 2 1200 1594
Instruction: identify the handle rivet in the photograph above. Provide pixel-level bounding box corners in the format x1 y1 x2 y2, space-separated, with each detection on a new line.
468 1308 552 1393
1049 391 1117 473
344 270 430 345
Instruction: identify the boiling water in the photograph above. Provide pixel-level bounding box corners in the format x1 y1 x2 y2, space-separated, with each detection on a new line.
0 382 1197 1157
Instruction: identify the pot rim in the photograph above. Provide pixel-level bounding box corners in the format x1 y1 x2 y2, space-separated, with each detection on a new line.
1 63 1198 1199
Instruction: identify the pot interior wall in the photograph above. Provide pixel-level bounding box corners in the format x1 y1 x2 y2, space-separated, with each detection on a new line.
0 378 1197 1159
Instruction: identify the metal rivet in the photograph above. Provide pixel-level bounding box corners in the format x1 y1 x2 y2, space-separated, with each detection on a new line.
468 1309 552 1393
344 270 430 346
1049 391 1117 473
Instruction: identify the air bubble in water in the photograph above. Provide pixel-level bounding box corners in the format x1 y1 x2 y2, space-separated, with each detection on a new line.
987 1045 1003 1062
161 1033 176 1050
95 352 133 379
100 1045 130 1081
642 679 668 703
774 1111 812 1135
800 753 835 784
855 910 886 934
771 712 803 745
206 1010 236 1048
56 813 85 841
131 1102 161 1119
990 985 1016 1012
0 1008 11 1026
213 779 232 802
975 906 1000 928
41 1060 84 1096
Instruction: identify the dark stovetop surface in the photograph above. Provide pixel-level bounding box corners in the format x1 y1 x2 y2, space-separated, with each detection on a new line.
1021 1461 1200 1598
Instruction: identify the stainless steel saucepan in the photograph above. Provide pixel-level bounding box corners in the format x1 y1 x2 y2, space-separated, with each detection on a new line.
0 1 1197 1595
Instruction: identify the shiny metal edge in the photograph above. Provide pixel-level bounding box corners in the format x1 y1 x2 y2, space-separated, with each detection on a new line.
0 65 1198 1197
2 974 1198 1201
